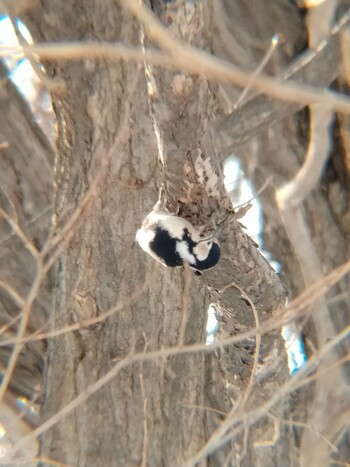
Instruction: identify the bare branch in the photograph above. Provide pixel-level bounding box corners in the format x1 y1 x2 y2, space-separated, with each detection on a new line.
275 105 334 208
0 279 25 308
184 325 350 466
6 319 349 463
0 262 42 403
177 263 192 346
1 1 65 91
212 9 350 155
0 11 348 116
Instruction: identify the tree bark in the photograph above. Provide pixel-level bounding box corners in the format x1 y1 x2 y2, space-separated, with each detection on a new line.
1 0 347 465
211 1 350 465
15 1 298 465
0 59 53 399
20 2 210 465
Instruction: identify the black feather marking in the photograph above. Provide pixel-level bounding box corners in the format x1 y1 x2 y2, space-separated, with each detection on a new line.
183 228 220 271
149 226 220 271
150 227 183 267
194 242 220 271
182 228 196 253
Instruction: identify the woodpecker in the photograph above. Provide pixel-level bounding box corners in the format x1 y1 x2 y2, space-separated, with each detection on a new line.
136 211 220 271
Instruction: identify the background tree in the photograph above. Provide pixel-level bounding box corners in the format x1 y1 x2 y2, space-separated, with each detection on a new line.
0 0 349 466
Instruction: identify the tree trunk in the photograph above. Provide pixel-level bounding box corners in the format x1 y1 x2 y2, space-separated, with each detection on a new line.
0 0 347 466
212 1 350 465
19 1 211 465
0 59 52 400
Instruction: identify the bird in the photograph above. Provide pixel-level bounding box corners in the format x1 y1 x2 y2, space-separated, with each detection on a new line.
136 210 220 271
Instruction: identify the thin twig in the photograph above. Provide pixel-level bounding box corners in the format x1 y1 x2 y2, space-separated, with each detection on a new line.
0 272 153 347
183 281 261 466
268 414 338 453
329 460 350 467
0 35 350 113
232 175 273 212
139 371 148 467
123 0 350 113
231 284 260 414
6 321 349 461
0 312 22 336
0 207 40 261
1 0 65 91
1 258 349 349
0 208 43 403
178 263 192 346
184 326 350 466
234 34 282 109
0 279 25 308
4 456 72 467
0 263 43 403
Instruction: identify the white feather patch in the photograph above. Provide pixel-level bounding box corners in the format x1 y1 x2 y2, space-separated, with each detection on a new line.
193 242 211 261
176 241 196 265
136 228 155 254
145 211 201 242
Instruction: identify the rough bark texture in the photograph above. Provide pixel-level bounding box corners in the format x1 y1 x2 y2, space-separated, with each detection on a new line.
129 3 293 465
1 0 349 466
211 1 350 465
20 2 210 466
0 60 53 399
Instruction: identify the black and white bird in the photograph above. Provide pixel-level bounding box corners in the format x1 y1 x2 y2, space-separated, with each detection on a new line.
136 210 220 271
